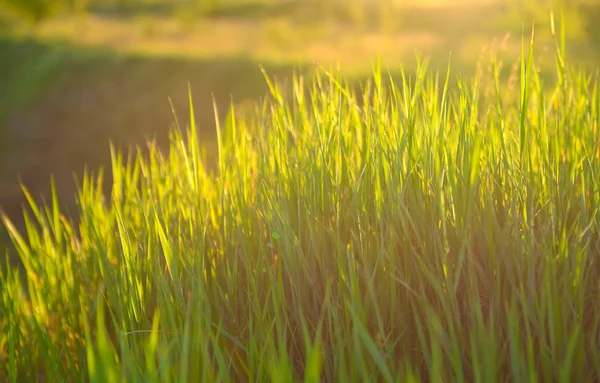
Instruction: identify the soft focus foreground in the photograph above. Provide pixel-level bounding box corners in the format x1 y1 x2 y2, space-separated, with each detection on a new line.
1 20 600 381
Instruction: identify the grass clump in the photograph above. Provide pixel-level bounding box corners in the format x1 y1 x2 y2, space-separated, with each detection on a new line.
1 17 600 382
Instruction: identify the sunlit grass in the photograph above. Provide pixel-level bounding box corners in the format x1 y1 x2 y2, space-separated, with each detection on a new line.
1 14 600 382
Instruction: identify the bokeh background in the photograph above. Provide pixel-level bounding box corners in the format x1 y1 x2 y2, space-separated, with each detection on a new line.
1 0 599 250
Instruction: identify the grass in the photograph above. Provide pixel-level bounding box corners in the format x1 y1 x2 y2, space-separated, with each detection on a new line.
1 0 599 242
0 38 306 260
1 13 600 381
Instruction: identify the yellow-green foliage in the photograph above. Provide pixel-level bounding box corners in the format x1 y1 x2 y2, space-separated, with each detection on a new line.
1 17 600 382
0 0 63 23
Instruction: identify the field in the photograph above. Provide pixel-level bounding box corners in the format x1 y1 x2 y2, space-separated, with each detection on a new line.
1 1 599 236
1 0 600 382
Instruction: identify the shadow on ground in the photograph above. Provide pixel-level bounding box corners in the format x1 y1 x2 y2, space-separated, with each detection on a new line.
0 37 305 260
2 0 600 261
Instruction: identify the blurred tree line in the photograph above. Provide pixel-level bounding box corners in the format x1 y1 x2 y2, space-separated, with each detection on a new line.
1 0 599 31
0 0 222 23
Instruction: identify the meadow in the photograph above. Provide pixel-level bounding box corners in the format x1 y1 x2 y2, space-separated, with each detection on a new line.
1 1 600 382
1 0 599 246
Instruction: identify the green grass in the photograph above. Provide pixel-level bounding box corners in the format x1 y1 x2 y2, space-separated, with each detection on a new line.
1 15 600 381
1 0 599 239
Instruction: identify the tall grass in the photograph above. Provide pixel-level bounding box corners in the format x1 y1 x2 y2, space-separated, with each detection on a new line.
1 16 600 382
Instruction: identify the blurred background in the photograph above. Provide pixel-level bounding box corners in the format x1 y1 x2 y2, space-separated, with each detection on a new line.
1 0 599 249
